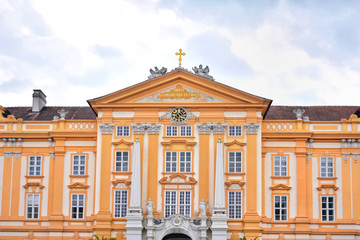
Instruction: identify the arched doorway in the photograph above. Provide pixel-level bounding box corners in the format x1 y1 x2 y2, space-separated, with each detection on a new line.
162 233 191 240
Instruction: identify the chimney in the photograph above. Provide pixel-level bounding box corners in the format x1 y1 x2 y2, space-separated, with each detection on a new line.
32 89 47 112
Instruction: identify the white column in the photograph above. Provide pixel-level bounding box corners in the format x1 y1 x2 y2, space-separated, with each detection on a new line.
126 138 143 239
211 138 228 240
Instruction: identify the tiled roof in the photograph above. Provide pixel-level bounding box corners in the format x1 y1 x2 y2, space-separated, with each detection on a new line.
5 107 96 121
265 106 360 121
3 105 360 121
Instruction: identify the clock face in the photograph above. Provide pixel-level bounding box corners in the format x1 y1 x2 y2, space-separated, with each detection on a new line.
171 107 187 123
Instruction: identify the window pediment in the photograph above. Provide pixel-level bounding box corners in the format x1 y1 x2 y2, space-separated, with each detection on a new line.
159 173 197 185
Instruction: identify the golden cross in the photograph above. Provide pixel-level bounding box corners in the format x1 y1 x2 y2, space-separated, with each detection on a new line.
175 49 186 67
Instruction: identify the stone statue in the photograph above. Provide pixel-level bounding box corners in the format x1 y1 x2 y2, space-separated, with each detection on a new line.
57 108 68 120
293 108 305 120
148 67 167 79
199 198 208 217
146 198 155 217
192 64 214 81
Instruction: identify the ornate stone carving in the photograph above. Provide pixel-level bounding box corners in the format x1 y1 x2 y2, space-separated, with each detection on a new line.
353 153 359 163
341 139 347 148
57 108 68 120
209 123 227 134
293 108 305 120
244 122 260 134
341 153 350 163
306 153 312 163
148 123 161 134
148 67 167 79
14 152 21 161
199 198 208 218
131 123 146 134
196 123 211 134
50 152 55 162
99 123 114 134
308 138 314 148
160 108 198 126
192 64 214 81
131 123 161 134
146 198 155 217
4 152 12 160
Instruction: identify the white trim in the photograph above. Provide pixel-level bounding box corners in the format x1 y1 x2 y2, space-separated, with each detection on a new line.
142 131 149 209
224 112 247 117
86 151 95 217
336 157 343 219
289 153 297 218
41 156 50 216
312 157 319 219
95 128 102 214
19 156 27 216
112 112 135 117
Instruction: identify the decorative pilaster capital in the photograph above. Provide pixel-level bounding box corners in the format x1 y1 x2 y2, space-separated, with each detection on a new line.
131 123 146 134
131 123 162 134
209 123 227 134
244 122 260 134
4 152 12 160
14 152 21 160
148 123 161 134
196 123 211 134
306 153 312 163
99 123 114 134
341 153 350 163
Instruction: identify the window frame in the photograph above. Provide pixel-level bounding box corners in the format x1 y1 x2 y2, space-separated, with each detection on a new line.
228 125 242 137
71 194 85 219
228 191 242 219
320 157 334 178
180 126 192 136
164 190 192 217
273 155 287 177
26 194 40 219
165 151 192 173
72 155 86 175
274 195 288 221
321 196 335 222
114 190 128 218
116 126 130 137
28 156 42 176
166 126 178 136
115 151 129 172
228 152 242 173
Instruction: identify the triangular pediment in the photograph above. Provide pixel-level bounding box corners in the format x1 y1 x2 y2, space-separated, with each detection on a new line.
88 69 272 116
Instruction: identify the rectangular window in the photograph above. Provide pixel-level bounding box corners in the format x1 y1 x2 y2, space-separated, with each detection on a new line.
274 156 287 176
115 151 129 172
165 152 177 172
180 126 192 136
179 191 191 217
29 156 41 176
27 194 40 219
166 126 178 136
229 126 242 136
229 152 242 172
320 157 334 177
321 196 335 221
165 191 177 217
274 195 287 221
72 155 86 175
179 152 191 172
114 190 128 218
228 191 242 219
71 194 84 219
116 126 130 136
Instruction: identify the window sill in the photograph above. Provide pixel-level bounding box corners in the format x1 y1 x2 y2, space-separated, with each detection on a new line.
112 172 132 175
69 175 89 178
25 175 44 178
271 176 290 179
317 177 337 180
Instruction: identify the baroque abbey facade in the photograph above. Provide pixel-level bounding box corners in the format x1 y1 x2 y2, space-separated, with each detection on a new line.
0 66 360 240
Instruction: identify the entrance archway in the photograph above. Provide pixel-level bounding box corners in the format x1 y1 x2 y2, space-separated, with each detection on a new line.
162 233 191 240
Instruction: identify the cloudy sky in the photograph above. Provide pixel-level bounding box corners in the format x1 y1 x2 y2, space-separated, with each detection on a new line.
0 0 359 107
